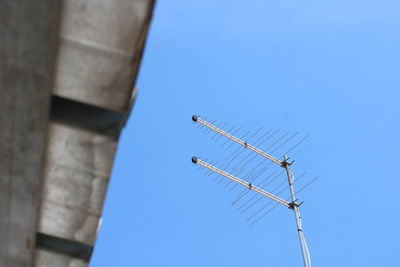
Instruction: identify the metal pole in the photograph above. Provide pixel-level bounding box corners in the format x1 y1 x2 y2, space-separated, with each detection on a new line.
283 155 310 267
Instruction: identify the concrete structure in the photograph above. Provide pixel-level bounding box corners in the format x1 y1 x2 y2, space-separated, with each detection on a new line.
0 1 155 266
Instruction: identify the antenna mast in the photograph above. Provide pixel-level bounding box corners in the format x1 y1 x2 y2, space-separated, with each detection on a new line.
191 115 312 267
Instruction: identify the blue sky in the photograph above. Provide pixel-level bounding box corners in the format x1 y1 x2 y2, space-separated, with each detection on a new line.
91 1 400 266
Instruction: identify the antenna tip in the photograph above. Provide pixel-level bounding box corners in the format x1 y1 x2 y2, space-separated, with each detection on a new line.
192 115 198 122
191 156 198 164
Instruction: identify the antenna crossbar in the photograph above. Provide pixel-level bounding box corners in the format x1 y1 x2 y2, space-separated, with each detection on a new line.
192 116 283 166
192 157 291 208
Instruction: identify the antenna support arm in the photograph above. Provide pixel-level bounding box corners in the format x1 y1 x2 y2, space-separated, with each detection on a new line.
193 116 283 166
192 157 291 208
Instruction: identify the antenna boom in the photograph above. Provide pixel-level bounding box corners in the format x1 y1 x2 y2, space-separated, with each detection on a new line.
193 116 282 166
193 157 291 208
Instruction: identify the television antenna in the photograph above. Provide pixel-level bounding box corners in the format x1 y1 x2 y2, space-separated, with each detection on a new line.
191 115 314 267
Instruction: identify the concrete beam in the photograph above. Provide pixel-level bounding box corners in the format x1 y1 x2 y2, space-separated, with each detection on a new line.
38 121 117 246
0 1 62 266
53 0 155 112
35 248 87 267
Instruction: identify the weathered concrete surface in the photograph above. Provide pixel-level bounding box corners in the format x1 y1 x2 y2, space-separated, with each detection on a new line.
0 1 62 266
1 0 155 266
35 249 86 267
54 0 154 112
38 122 116 245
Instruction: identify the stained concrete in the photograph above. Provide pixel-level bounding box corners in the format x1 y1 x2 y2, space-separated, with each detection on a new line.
39 122 116 245
0 1 62 266
54 0 153 112
0 0 155 266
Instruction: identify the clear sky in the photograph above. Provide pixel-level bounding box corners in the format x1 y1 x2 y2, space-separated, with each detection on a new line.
91 1 400 266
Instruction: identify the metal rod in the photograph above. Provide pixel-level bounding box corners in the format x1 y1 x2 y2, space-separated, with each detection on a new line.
237 171 284 213
193 116 283 166
283 155 310 267
192 157 290 208
249 202 280 226
247 172 306 223
214 123 228 141
225 130 249 151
